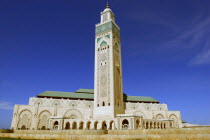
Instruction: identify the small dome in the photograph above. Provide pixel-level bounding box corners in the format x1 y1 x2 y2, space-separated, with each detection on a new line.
103 7 112 12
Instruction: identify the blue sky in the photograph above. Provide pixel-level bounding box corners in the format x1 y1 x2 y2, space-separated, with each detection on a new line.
0 0 210 129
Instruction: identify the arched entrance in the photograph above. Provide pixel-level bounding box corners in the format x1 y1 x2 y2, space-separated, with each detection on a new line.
94 121 98 130
146 121 149 129
109 121 115 130
41 126 46 130
122 119 129 129
72 122 77 129
101 121 107 130
86 121 91 130
21 125 26 130
136 119 140 129
65 122 70 129
53 121 59 130
79 122 84 130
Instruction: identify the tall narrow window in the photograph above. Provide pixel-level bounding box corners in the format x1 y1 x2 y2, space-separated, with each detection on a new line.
102 102 105 106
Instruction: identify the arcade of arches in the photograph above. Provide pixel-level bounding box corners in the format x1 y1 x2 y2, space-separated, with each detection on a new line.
15 109 179 130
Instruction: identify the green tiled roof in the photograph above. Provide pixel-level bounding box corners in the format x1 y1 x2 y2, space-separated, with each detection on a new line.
37 91 93 100
37 89 159 103
125 95 159 103
75 89 94 94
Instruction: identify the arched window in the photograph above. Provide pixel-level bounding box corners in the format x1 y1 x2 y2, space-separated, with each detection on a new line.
102 102 105 106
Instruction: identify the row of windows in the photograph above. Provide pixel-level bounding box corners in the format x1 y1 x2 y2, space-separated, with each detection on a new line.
98 46 109 51
97 102 110 107
97 102 120 107
100 61 107 66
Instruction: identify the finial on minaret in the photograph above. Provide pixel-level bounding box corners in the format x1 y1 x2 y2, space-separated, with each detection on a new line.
106 1 109 8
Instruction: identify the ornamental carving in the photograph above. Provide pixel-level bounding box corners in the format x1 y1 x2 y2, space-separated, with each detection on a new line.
96 21 120 37
100 74 107 97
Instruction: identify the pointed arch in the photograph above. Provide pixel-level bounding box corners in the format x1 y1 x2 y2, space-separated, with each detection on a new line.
169 114 178 128
37 110 51 130
156 114 165 120
63 109 82 119
133 111 146 118
17 109 32 130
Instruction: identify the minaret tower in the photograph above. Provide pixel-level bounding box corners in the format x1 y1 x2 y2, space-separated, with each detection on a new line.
94 4 124 119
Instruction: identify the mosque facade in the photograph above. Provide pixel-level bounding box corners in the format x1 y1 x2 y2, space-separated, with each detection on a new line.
11 5 182 130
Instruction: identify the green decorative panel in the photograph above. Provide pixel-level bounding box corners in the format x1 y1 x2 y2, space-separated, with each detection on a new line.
105 34 110 39
97 37 102 43
96 21 120 37
112 23 120 37
100 41 107 46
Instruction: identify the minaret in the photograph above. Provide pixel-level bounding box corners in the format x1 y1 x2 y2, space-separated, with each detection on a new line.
94 4 124 119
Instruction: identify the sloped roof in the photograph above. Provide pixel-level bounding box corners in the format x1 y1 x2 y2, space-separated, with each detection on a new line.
75 89 94 94
37 89 159 103
37 91 93 100
125 95 159 103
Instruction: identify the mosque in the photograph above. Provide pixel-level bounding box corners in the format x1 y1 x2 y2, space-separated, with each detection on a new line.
11 4 182 130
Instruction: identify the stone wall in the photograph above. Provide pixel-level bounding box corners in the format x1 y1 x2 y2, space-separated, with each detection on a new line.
0 127 210 140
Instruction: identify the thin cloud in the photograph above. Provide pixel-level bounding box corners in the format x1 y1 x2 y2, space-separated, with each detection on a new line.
190 44 210 65
124 3 210 65
0 101 14 110
163 15 210 65
169 17 210 48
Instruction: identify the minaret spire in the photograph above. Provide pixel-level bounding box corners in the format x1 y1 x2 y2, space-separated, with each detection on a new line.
106 1 109 8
